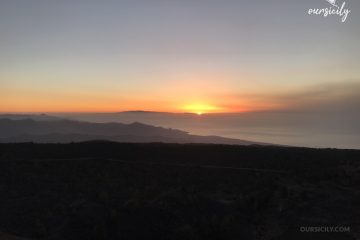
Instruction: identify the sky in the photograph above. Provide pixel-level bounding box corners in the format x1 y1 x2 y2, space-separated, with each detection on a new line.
1 0 360 113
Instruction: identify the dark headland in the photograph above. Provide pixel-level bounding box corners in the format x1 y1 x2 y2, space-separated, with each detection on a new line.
0 142 359 240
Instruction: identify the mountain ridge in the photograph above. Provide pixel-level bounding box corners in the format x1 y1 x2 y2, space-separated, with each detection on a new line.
0 118 271 145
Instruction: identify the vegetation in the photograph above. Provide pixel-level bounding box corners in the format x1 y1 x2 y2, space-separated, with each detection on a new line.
0 142 359 240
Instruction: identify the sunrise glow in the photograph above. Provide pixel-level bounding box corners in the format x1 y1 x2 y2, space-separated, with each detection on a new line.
182 103 221 114
0 0 356 119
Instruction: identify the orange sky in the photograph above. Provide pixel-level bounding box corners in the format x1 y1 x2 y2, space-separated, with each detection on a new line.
0 95 286 114
0 1 358 114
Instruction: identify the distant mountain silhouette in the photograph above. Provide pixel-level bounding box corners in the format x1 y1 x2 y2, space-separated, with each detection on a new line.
0 118 270 145
0 114 63 121
119 110 196 115
119 110 171 114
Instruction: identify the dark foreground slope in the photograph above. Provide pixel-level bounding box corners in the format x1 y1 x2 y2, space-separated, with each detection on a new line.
0 142 359 240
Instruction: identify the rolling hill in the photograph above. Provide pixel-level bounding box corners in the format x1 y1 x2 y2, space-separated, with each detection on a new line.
0 118 270 145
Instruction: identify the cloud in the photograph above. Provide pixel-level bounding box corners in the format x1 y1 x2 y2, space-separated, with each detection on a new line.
222 81 360 115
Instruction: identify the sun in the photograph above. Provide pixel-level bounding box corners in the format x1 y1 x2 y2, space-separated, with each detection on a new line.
182 103 219 115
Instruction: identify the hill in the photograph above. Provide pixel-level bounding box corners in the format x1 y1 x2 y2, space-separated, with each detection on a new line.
0 118 269 145
0 142 359 240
